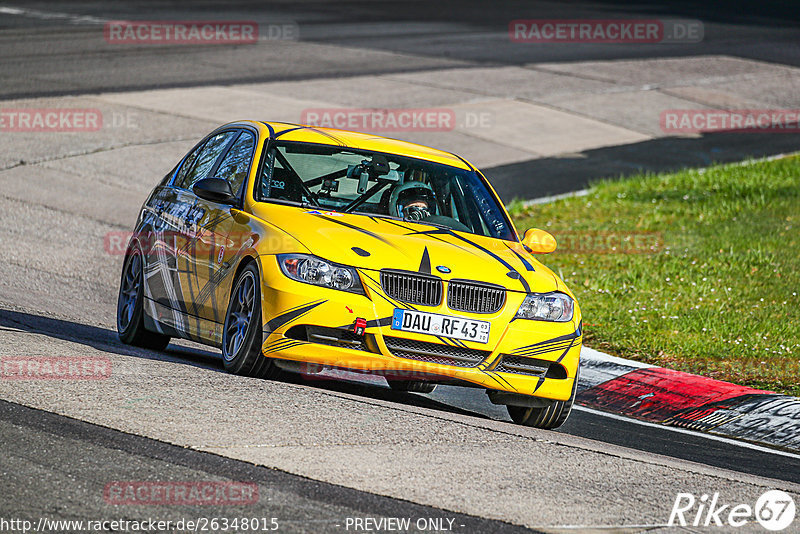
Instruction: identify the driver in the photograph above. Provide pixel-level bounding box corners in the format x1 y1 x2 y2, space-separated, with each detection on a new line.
389 181 437 221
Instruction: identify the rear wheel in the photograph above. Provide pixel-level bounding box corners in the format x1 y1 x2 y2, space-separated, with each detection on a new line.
117 246 170 350
222 263 281 379
507 368 579 429
388 380 437 394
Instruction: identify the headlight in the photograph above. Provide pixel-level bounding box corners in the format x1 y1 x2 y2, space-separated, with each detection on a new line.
516 292 574 322
277 254 364 294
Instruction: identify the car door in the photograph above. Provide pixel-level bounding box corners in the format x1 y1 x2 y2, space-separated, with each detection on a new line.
186 129 257 336
139 140 206 336
148 130 239 340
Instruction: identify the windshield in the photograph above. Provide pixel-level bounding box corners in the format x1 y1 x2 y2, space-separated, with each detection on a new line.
257 142 516 241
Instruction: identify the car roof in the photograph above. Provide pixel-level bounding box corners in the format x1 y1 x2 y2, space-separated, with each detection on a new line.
232 120 472 171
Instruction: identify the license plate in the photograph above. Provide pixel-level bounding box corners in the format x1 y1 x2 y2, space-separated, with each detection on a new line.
391 309 490 344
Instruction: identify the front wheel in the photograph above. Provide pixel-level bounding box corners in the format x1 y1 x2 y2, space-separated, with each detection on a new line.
221 263 281 379
117 246 170 350
507 368 579 429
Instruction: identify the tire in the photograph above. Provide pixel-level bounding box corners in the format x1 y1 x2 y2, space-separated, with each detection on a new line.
117 246 170 351
388 380 437 394
507 368 580 429
221 262 281 379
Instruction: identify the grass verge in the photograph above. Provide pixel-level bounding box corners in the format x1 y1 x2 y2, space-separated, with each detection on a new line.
509 155 800 396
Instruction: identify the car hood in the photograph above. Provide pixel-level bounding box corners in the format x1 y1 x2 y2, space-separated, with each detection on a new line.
252 204 558 293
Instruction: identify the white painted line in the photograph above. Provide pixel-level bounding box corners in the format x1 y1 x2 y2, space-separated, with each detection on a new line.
574 405 800 460
0 5 106 25
531 524 669 531
581 347 655 369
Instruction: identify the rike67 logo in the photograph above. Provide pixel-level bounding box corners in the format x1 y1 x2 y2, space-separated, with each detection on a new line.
669 490 796 531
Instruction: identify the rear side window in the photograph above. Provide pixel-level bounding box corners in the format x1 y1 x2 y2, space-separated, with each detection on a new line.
215 131 256 197
175 131 237 190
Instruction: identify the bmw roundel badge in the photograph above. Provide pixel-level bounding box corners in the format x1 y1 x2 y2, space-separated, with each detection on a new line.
436 265 451 274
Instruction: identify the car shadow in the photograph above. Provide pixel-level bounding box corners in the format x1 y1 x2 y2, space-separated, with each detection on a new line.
0 308 494 421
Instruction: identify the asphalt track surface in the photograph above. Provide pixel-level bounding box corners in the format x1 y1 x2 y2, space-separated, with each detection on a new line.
1 1 800 532
3 0 800 200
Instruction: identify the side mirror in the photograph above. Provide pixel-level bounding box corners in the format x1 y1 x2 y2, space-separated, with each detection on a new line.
193 177 236 204
522 228 557 254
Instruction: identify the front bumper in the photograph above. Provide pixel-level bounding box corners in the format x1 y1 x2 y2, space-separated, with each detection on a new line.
257 256 582 402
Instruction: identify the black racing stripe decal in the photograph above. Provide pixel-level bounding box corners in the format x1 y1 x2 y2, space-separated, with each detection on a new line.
483 371 513 391
491 371 518 392
512 330 582 354
360 272 414 311
556 336 578 363
259 122 276 139
446 232 530 293
515 343 578 358
264 340 305 355
298 126 347 146
273 126 305 138
270 299 326 317
514 343 575 357
264 300 326 334
379 219 406 230
532 376 546 393
419 246 431 274
268 122 344 144
504 242 535 272
404 228 452 237
203 212 232 228
264 339 298 353
436 336 459 347
187 242 246 320
449 337 469 349
380 219 425 233
314 214 399 249
406 228 530 292
386 221 485 257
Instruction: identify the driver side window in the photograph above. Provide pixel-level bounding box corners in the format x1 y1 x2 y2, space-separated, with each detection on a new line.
175 131 237 191
215 131 255 197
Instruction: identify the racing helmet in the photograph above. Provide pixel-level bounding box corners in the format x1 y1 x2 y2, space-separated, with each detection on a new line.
389 181 437 220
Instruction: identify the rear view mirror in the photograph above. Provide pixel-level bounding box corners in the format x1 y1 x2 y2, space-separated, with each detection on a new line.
193 177 236 204
522 228 557 254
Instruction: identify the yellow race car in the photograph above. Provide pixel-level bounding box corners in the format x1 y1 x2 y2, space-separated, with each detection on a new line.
117 121 582 428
